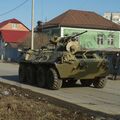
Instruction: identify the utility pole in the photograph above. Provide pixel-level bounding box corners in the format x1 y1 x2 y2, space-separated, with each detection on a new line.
31 0 34 50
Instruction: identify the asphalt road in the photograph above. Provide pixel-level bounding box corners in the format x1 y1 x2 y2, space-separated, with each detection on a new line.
0 62 120 116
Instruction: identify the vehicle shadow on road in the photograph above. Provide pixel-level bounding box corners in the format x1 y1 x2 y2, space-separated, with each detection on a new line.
62 83 83 88
0 75 82 88
0 75 19 82
0 75 96 89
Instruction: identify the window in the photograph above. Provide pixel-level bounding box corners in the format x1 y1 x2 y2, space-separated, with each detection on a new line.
105 16 110 20
97 34 104 45
108 34 114 45
12 23 18 29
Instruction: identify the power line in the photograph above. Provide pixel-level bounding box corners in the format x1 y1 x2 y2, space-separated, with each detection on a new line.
0 0 30 17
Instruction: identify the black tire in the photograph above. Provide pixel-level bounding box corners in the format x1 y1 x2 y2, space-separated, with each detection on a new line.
26 66 36 85
19 64 26 83
93 78 107 88
80 79 93 87
46 68 62 90
36 67 46 88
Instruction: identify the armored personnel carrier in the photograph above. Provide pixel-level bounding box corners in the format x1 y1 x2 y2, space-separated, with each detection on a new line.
19 31 108 90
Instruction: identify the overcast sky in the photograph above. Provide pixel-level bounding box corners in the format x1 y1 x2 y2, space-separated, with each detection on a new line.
0 0 120 29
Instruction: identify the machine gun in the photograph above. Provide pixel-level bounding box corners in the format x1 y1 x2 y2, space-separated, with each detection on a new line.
50 30 87 45
60 30 87 43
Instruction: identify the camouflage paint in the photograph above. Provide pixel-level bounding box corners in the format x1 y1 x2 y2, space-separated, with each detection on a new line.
56 58 108 79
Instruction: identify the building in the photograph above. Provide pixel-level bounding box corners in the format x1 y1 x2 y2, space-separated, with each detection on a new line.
104 12 120 25
42 10 120 49
0 18 29 61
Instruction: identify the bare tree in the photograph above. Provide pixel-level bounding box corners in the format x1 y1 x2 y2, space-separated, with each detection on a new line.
19 32 49 49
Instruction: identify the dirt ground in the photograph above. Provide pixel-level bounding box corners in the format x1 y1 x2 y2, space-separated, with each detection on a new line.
0 82 116 120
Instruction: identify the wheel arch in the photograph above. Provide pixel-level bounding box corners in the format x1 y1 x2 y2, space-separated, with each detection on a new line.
36 63 61 79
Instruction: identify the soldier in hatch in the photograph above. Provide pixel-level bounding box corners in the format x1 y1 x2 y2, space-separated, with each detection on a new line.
50 35 61 46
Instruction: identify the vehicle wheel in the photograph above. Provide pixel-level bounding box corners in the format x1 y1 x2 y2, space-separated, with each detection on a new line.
46 68 62 90
93 78 107 88
26 66 36 85
19 64 26 83
36 67 46 88
80 79 93 87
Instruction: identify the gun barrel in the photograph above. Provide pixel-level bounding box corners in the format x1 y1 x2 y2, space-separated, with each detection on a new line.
60 30 87 43
71 30 87 38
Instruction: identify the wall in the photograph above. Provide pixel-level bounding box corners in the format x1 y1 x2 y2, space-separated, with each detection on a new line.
4 45 20 62
61 27 120 49
43 26 120 49
0 36 5 60
0 23 29 31
43 27 61 39
0 38 20 62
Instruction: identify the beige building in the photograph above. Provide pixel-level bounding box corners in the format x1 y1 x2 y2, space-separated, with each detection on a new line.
104 12 120 25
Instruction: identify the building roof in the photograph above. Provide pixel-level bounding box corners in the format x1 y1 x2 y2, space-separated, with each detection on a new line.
44 10 120 31
0 18 29 30
0 30 29 43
